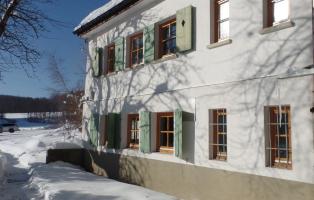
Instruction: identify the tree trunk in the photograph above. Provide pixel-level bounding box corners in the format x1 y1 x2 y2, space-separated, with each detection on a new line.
0 0 21 37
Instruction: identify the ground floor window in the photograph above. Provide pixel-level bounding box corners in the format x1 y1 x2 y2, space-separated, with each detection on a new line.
209 109 227 161
157 112 174 154
127 114 139 149
265 105 292 169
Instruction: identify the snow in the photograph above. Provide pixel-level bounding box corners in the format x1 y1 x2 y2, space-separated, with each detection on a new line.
74 0 125 31
0 152 7 185
0 127 177 200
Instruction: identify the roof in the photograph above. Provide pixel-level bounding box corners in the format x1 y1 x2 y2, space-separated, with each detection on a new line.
74 0 141 36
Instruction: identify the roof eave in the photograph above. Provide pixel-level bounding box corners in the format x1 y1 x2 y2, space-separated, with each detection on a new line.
73 0 141 36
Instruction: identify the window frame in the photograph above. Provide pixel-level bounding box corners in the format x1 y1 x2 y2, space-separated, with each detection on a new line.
128 32 144 68
265 105 292 169
214 0 230 42
266 0 290 27
156 112 174 154
209 108 227 161
158 18 177 59
127 113 140 149
106 43 115 74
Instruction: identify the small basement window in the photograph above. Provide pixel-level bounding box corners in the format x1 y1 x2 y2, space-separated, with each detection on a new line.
127 114 140 149
209 109 227 161
159 19 176 58
265 105 292 169
157 112 174 154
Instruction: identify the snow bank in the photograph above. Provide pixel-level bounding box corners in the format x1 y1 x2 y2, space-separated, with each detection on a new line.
74 0 125 31
0 152 7 185
27 161 177 200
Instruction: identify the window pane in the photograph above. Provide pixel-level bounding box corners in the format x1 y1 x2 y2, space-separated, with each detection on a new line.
169 39 176 53
138 50 143 64
169 117 174 131
219 21 229 40
139 36 143 48
160 133 167 146
169 133 174 147
278 137 287 149
162 27 169 40
132 52 137 65
278 124 288 135
219 1 229 20
170 24 176 37
273 0 289 23
160 117 167 131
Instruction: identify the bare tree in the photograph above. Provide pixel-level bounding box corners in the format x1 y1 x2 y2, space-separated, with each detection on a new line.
47 54 85 136
0 0 55 80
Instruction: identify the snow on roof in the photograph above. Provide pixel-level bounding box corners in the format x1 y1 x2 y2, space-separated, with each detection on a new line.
74 0 125 32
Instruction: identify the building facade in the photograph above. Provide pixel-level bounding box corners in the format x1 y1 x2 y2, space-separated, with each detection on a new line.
74 0 314 199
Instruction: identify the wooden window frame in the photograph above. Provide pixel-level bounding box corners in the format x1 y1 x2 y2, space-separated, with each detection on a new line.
106 43 115 74
158 18 176 59
209 108 227 161
156 112 174 154
127 114 140 149
214 0 230 42
266 0 290 27
128 32 144 68
266 105 292 169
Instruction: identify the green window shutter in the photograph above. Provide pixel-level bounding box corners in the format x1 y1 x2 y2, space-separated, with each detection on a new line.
99 115 107 146
144 25 155 63
92 47 102 77
140 111 151 153
106 113 121 149
89 113 99 147
114 37 124 71
106 113 115 149
175 109 183 158
114 113 121 149
176 6 193 52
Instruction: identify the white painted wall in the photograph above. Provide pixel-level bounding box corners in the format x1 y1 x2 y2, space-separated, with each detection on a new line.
80 0 314 184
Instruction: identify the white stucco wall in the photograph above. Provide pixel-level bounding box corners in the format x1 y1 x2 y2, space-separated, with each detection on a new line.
80 0 314 184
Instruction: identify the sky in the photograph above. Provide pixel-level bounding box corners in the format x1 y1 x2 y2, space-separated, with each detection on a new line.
0 0 109 98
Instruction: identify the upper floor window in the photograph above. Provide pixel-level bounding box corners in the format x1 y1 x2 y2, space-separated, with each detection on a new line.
127 114 140 149
129 33 143 67
266 0 289 27
265 105 292 169
209 109 227 161
215 0 230 42
106 44 115 74
159 19 176 58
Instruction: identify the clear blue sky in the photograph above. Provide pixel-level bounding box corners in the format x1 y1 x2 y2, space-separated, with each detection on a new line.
0 0 109 98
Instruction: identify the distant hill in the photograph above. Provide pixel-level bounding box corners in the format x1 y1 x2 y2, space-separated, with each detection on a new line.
0 95 60 113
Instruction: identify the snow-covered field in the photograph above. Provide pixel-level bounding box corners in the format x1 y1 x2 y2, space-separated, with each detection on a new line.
0 126 177 200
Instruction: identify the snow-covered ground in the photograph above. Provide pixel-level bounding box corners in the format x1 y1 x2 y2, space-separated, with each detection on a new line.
0 127 177 200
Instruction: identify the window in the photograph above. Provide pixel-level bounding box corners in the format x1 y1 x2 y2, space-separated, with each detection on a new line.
214 0 230 42
209 109 227 161
266 0 289 27
265 105 292 169
157 112 174 153
159 19 176 58
129 33 143 67
106 44 115 74
127 114 140 149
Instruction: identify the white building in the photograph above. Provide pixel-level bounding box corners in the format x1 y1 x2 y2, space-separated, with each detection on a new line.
74 0 314 199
